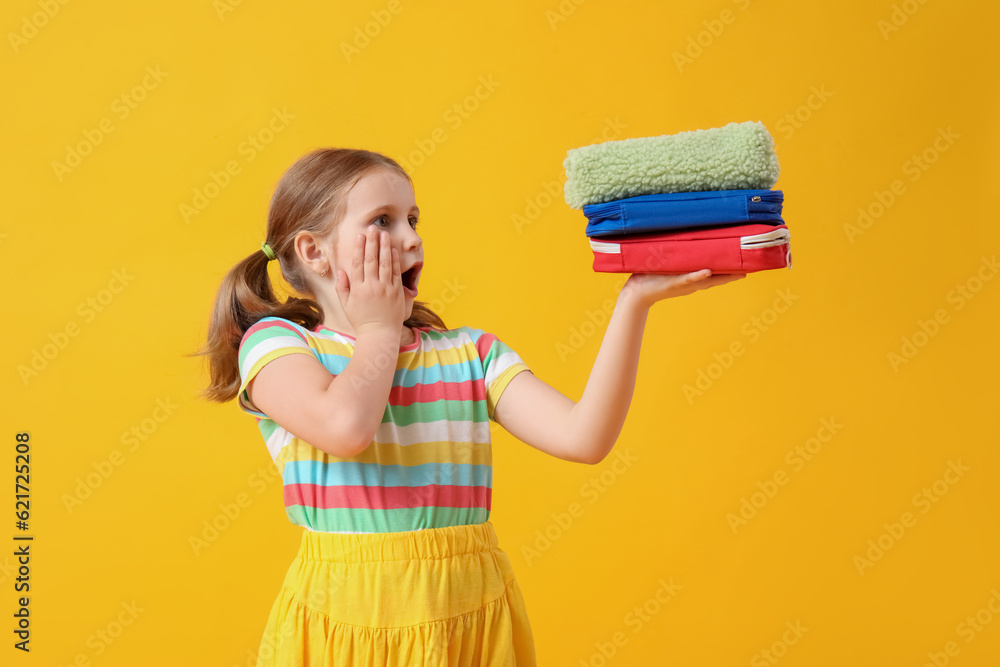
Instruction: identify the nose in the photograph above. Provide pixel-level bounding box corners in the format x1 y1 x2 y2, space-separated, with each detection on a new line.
399 222 422 254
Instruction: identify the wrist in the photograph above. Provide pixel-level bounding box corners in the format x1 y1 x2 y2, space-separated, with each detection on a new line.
354 323 403 344
617 279 652 313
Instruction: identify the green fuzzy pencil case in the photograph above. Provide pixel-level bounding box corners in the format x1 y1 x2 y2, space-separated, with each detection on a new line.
563 120 780 209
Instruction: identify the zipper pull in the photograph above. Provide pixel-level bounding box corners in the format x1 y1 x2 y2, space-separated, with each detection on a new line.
751 196 761 202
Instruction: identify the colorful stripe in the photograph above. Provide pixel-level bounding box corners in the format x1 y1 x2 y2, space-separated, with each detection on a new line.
283 460 492 487
274 440 492 471
237 317 529 534
288 505 491 534
284 484 491 511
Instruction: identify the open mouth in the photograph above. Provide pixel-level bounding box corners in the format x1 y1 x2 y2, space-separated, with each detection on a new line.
401 261 422 297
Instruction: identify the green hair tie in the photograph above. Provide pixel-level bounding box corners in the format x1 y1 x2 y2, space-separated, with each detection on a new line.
261 241 277 261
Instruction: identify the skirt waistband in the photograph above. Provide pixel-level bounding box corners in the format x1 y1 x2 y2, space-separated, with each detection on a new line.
298 521 499 563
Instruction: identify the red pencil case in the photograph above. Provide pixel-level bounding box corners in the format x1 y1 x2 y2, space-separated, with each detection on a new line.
589 223 792 274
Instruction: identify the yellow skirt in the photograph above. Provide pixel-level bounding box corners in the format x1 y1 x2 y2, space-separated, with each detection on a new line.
255 521 536 666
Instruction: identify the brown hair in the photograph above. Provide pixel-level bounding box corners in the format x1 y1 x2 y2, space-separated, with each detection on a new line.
191 148 446 404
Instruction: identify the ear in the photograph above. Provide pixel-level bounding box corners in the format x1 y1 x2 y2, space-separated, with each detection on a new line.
292 230 332 275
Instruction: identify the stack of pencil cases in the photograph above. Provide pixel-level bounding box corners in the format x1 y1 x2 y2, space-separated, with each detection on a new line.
563 121 792 274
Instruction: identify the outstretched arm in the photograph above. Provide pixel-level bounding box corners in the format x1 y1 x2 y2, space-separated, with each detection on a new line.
493 269 745 464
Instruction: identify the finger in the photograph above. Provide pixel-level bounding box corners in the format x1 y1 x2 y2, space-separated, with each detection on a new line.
351 232 365 285
379 231 391 284
364 227 379 283
660 270 707 288
391 247 401 287
335 269 350 304
686 269 712 282
700 272 746 288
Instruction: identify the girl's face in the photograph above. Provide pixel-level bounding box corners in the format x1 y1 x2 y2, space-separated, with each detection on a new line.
331 166 424 304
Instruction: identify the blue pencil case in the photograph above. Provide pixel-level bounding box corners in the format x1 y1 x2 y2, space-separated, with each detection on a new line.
582 189 784 237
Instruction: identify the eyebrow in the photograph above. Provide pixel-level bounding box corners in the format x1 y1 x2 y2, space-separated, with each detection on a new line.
364 204 420 218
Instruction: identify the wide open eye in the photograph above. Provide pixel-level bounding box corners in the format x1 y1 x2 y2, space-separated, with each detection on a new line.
409 216 419 229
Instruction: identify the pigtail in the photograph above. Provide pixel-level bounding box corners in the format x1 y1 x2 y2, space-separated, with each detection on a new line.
407 301 446 331
190 246 322 404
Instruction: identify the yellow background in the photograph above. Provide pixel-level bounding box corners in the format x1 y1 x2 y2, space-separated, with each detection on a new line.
4 0 999 664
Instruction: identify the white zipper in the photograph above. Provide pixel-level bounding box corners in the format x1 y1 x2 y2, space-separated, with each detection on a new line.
740 227 790 249
591 229 791 266
590 239 621 254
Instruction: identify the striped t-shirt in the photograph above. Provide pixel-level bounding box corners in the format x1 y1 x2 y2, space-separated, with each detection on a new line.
236 316 530 534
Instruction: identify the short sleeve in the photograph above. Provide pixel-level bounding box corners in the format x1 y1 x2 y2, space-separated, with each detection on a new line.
236 317 316 418
470 329 531 421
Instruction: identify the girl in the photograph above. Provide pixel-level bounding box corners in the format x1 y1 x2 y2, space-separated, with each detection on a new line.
196 148 744 666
